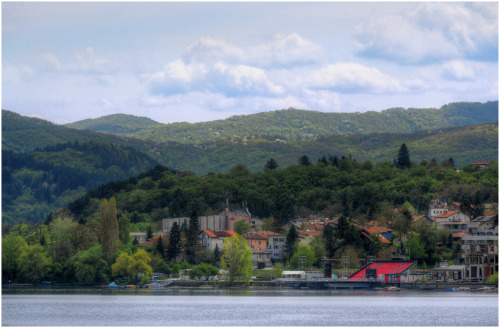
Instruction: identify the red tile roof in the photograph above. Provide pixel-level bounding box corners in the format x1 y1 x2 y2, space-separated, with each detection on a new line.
138 233 167 247
362 229 391 244
297 230 321 237
452 232 470 238
434 210 459 218
258 231 281 238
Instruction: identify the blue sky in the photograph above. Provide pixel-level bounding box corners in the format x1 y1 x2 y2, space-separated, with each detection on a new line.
2 1 498 124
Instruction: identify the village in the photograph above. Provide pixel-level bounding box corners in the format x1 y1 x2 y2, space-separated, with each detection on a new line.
130 196 498 288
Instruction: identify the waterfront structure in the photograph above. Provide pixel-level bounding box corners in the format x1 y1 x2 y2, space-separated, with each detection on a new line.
349 261 416 283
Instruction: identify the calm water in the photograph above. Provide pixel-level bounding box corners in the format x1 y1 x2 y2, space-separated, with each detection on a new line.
2 288 498 326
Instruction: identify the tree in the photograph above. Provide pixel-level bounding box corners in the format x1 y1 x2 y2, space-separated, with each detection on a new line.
156 235 165 258
323 223 338 258
213 244 221 267
220 235 253 285
18 244 52 284
271 263 284 279
112 253 131 279
166 222 181 261
261 217 279 232
299 155 311 166
100 197 119 265
289 245 315 269
189 262 219 280
265 158 279 170
186 209 201 263
71 245 108 285
285 226 299 261
127 249 153 283
396 143 411 169
118 215 130 245
2 235 28 282
234 220 250 235
146 225 153 241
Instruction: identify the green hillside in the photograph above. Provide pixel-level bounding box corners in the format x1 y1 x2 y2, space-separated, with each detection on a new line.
135 101 498 144
2 141 159 224
65 113 160 135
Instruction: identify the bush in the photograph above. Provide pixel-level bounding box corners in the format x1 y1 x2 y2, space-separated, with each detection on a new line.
486 272 498 284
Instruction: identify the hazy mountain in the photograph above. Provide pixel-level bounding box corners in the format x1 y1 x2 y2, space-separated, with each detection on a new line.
65 114 160 135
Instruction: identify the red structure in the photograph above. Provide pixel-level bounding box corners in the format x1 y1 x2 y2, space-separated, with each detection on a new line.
349 261 416 282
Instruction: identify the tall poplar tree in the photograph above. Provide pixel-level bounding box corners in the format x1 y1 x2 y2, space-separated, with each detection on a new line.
100 197 119 265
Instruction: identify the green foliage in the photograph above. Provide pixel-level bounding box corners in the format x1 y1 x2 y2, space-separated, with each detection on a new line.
271 263 284 279
2 235 28 282
189 262 219 280
166 222 181 261
221 235 253 285
289 245 315 269
234 220 250 235
486 272 498 284
396 143 411 169
18 244 52 284
70 245 109 285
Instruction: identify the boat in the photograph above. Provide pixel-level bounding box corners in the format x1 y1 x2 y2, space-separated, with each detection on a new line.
124 285 136 289
108 284 118 289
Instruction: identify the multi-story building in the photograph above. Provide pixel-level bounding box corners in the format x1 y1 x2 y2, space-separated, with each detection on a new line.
162 208 251 233
461 233 498 282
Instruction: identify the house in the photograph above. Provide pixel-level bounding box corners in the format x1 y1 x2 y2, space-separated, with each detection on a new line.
447 202 461 212
428 199 448 218
474 212 498 233
137 233 168 248
265 233 286 261
241 232 268 251
470 162 489 170
434 211 471 233
198 230 237 252
130 232 148 244
360 228 392 245
251 249 272 269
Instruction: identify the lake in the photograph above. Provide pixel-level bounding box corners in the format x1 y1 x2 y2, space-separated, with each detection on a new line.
2 287 498 326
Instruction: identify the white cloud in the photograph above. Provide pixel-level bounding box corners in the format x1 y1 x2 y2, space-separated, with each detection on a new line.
353 2 498 63
306 63 407 94
248 33 325 67
2 64 34 83
182 36 245 64
441 60 475 81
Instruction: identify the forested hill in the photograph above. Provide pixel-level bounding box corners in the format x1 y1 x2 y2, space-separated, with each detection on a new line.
2 141 160 224
2 110 161 153
64 114 160 135
134 101 498 144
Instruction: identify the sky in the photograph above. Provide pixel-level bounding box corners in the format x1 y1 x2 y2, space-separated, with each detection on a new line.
2 1 498 124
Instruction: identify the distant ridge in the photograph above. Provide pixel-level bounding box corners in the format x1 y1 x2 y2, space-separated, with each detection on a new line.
133 101 498 144
65 113 160 135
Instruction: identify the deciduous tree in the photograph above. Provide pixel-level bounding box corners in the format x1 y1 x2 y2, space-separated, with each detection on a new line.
221 235 252 284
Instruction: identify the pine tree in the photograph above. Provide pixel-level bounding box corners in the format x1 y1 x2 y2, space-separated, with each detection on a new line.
100 197 119 265
265 158 279 170
396 143 411 169
299 155 311 166
166 222 181 261
285 226 299 261
156 235 165 258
